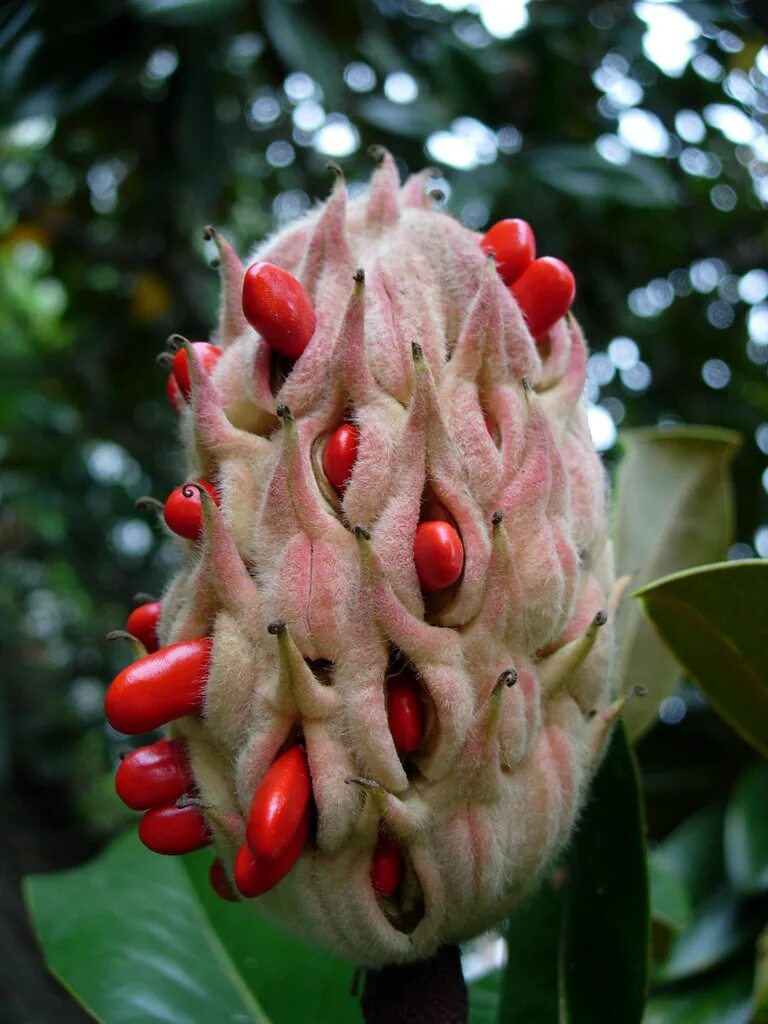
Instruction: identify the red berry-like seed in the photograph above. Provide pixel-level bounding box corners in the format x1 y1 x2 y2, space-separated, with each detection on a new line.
387 673 423 753
209 858 239 902
414 521 464 592
371 833 401 897
163 480 220 540
235 807 311 898
166 374 183 415
115 737 194 810
126 601 162 653
104 637 212 735
510 256 576 341
480 219 536 285
322 423 359 494
171 342 223 400
242 262 316 360
138 804 210 855
246 745 312 861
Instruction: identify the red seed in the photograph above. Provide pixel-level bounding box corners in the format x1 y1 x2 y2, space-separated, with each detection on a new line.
242 262 316 360
386 673 423 753
235 807 310 897
322 423 359 494
510 256 576 341
480 218 536 285
115 738 194 811
138 804 210 855
246 745 312 861
163 480 220 540
126 601 162 653
105 637 212 735
209 858 239 902
371 833 401 897
166 373 183 415
170 342 223 401
413 521 464 592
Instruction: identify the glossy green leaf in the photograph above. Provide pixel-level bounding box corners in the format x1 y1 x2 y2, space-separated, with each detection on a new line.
500 722 648 1023
650 804 726 908
499 878 565 1022
529 146 678 207
655 888 756 982
613 426 740 741
724 761 768 895
649 855 694 932
563 722 649 1024
468 969 502 1024
650 802 763 983
182 851 362 1024
636 561 768 755
25 829 272 1024
644 959 754 1024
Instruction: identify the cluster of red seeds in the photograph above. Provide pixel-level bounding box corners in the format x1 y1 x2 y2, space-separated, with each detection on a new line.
106 213 576 904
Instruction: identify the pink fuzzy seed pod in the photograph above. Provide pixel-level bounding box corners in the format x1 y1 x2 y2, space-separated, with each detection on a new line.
107 150 616 968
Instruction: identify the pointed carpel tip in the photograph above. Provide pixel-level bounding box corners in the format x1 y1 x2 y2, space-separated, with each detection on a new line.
326 161 344 181
353 268 365 284
210 258 221 270
202 225 215 242
492 669 517 696
353 524 371 542
167 333 187 353
411 342 425 365
631 683 648 699
276 403 294 423
106 629 136 644
133 592 157 605
345 775 386 793
135 495 164 514
155 351 173 370
491 510 503 527
267 619 287 636
182 481 206 502
368 144 388 164
593 609 608 628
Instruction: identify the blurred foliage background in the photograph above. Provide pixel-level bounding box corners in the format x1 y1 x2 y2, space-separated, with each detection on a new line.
1 0 767 1021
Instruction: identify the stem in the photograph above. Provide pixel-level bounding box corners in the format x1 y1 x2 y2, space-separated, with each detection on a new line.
360 945 468 1024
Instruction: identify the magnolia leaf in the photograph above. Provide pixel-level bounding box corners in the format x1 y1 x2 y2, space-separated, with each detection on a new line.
724 761 768 896
649 855 694 933
500 722 648 1023
636 561 768 755
25 830 272 1024
644 958 754 1024
612 426 740 741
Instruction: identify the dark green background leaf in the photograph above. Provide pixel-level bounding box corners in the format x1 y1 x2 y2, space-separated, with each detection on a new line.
563 722 649 1024
637 561 768 755
24 830 272 1024
500 722 648 1023
724 761 768 897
